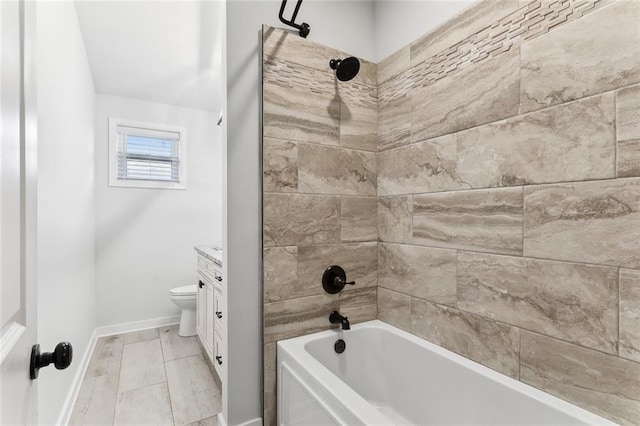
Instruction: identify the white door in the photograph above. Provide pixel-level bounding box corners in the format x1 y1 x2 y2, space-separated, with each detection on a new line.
0 1 38 424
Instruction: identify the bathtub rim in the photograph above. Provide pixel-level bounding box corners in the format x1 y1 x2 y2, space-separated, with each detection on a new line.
277 319 617 426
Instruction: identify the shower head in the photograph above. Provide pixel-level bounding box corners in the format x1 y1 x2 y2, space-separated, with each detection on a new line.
329 57 360 82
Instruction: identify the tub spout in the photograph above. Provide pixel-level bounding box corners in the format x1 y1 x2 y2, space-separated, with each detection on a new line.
329 311 350 330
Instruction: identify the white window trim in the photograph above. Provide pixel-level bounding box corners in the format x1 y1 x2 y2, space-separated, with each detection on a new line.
108 117 188 190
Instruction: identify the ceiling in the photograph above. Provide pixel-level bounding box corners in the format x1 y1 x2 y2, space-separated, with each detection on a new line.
75 1 223 111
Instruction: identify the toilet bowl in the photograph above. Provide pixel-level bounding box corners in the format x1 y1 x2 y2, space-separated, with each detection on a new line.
169 285 198 336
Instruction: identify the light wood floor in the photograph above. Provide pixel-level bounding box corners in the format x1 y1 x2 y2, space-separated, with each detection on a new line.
69 325 221 425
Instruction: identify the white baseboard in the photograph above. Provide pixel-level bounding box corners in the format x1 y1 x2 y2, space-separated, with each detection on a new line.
235 417 262 426
56 328 98 426
95 315 180 337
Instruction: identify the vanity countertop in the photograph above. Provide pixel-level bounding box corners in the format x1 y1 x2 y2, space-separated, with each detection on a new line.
194 245 222 267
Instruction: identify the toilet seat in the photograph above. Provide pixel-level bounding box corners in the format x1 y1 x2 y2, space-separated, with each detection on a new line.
170 284 197 297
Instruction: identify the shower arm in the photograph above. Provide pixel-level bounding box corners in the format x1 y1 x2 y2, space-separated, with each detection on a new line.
278 0 310 38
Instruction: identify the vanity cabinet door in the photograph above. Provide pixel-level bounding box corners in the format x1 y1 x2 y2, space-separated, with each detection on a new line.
214 331 223 379
205 282 215 359
196 280 204 342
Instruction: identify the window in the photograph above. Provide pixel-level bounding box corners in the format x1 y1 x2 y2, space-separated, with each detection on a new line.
109 118 187 189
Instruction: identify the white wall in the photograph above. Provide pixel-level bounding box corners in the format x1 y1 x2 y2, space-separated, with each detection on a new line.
95 94 222 327
36 2 96 424
373 0 474 62
224 1 375 424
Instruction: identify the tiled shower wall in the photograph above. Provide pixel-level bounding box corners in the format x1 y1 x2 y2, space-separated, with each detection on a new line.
261 26 378 424
376 0 640 424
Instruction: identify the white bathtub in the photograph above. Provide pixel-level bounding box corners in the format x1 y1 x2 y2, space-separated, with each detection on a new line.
277 320 615 426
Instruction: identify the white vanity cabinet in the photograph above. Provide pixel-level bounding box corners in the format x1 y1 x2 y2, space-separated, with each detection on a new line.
195 246 224 381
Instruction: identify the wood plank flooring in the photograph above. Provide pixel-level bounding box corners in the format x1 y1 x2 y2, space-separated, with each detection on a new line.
70 325 221 426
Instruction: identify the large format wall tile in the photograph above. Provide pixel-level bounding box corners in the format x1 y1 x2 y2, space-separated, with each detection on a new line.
411 49 520 142
264 293 339 344
263 138 297 193
413 187 523 255
378 135 467 195
411 298 520 378
618 139 640 178
378 69 412 150
339 287 377 324
457 94 616 187
264 247 297 303
378 196 412 244
458 252 618 354
409 0 520 67
378 287 411 331
263 59 339 145
341 197 377 242
617 84 640 178
520 1 640 112
378 243 456 306
340 103 377 152
298 144 376 196
297 243 378 292
617 84 640 142
263 193 340 247
524 178 640 268
620 269 640 362
520 331 640 426
263 343 277 426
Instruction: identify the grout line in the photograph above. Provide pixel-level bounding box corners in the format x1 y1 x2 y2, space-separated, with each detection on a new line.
113 334 125 425
159 329 177 426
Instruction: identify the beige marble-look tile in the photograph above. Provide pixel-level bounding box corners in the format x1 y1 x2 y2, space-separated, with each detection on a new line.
411 298 520 378
69 374 118 426
114 382 174 426
412 49 520 142
524 178 640 268
377 287 411 331
617 84 640 142
298 242 377 292
166 354 221 425
264 293 339 343
378 134 467 196
118 339 166 393
378 196 412 244
263 343 277 426
457 94 616 187
520 331 640 426
410 0 520 66
263 138 297 193
378 243 456 306
341 196 377 242
263 25 341 72
355 58 377 87
263 193 340 247
263 59 339 145
339 287 377 324
413 187 523 256
378 69 412 151
620 269 640 362
264 246 298 303
159 324 202 362
298 144 376 196
84 335 123 379
340 103 377 152
123 328 159 345
458 251 618 354
378 45 410 85
618 139 640 178
520 1 640 112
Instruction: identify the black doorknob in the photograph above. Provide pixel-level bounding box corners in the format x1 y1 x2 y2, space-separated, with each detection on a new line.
30 341 73 379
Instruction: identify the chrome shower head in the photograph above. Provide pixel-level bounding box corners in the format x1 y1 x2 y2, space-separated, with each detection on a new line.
329 57 360 82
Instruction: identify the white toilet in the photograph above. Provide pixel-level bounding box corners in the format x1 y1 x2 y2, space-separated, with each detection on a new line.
169 285 198 336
